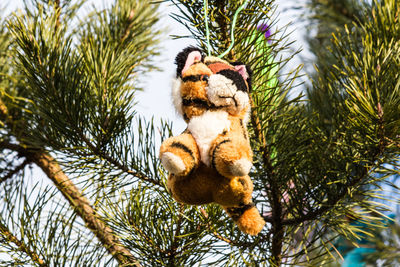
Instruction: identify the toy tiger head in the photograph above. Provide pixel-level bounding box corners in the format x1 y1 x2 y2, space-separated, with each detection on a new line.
172 47 252 122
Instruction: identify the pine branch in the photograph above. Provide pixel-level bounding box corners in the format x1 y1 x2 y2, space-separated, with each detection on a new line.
283 167 371 226
0 140 140 266
28 151 140 266
251 115 283 265
78 132 160 186
250 92 284 265
199 207 235 245
6 0 163 188
282 134 387 226
167 204 184 266
0 222 47 266
0 100 139 266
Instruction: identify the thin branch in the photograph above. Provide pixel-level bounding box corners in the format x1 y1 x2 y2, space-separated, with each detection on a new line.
167 204 184 265
78 133 160 186
0 222 47 266
283 150 385 226
199 207 236 246
0 158 30 184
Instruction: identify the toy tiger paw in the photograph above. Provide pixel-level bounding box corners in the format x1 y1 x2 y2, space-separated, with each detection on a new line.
160 46 265 235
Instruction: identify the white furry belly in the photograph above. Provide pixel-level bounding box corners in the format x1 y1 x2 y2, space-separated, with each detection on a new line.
187 110 231 166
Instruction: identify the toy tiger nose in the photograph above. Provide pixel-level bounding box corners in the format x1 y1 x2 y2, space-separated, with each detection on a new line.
160 46 265 236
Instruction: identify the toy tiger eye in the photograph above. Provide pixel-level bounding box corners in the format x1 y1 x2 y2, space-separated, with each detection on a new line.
160 46 265 235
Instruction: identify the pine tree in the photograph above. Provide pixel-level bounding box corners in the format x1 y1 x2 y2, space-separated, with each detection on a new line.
304 0 400 265
0 0 399 266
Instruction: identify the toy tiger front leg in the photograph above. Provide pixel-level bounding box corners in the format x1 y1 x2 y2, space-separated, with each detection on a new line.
160 131 200 176
209 117 253 178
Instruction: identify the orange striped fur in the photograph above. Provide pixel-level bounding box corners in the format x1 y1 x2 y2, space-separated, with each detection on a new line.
160 48 265 235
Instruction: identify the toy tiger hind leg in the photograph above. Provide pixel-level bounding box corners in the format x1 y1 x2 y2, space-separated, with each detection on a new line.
208 115 253 178
213 173 265 236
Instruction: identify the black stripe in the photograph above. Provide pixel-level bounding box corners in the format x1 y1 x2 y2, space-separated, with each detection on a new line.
217 69 249 92
171 142 195 161
181 98 232 115
226 203 256 221
182 98 232 110
211 139 231 171
182 98 210 108
182 74 209 82
182 75 202 82
232 95 238 107
218 95 239 108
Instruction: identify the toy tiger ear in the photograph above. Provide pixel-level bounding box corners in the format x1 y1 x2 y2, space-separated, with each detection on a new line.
182 51 202 75
175 46 203 78
234 65 250 81
232 62 253 92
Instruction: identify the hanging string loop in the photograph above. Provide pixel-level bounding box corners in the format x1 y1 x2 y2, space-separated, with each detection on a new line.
218 0 249 58
203 0 249 58
204 0 212 56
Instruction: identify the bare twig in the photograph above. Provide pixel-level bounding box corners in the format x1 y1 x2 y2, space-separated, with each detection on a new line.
0 158 30 184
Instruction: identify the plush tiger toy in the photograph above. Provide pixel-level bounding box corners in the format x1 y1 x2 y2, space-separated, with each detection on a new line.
160 47 265 235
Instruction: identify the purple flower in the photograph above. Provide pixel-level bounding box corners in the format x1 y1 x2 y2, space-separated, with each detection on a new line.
257 23 272 43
